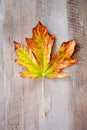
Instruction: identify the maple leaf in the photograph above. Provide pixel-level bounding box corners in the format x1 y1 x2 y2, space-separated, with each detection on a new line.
14 22 77 116
14 22 77 79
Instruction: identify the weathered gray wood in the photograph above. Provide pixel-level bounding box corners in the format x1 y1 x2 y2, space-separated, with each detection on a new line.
1 0 87 130
36 1 72 130
0 0 5 130
2 0 39 130
67 0 87 130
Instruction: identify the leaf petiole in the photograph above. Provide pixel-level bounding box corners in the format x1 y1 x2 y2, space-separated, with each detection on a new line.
42 76 46 116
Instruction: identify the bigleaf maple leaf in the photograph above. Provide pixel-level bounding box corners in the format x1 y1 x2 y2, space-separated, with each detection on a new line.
14 22 77 78
14 22 77 116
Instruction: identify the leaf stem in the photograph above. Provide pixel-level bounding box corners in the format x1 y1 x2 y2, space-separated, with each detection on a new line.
42 76 46 116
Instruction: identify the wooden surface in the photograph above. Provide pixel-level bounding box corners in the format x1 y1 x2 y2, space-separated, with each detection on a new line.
0 0 87 130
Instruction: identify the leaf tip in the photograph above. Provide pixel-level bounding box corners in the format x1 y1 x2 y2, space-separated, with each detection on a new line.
69 39 76 47
14 59 17 63
57 72 69 78
70 59 78 66
14 41 20 51
19 72 25 78
38 21 42 25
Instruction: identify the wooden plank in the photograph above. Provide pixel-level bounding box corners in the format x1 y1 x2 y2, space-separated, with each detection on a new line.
67 0 87 130
36 1 73 130
0 0 5 130
2 0 39 130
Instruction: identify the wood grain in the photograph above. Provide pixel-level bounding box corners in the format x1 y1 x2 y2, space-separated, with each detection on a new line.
0 0 87 130
0 0 5 130
67 0 87 130
2 0 39 130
